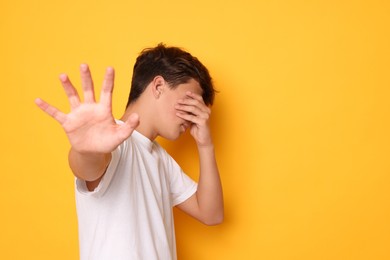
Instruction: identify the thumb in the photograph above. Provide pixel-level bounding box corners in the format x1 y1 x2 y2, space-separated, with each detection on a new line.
125 113 140 129
117 113 140 140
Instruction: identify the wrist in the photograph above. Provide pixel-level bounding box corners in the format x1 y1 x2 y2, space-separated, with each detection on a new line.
197 142 215 151
194 135 214 149
71 147 108 157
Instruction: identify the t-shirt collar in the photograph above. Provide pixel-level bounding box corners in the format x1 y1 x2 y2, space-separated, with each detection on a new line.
131 130 154 152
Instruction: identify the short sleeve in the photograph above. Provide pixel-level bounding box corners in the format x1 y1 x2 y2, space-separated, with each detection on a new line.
75 145 122 198
164 152 198 206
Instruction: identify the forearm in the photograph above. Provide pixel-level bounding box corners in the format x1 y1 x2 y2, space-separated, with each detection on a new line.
68 147 112 181
196 144 224 224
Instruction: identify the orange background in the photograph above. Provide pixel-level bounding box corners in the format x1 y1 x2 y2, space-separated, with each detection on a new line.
1 0 389 259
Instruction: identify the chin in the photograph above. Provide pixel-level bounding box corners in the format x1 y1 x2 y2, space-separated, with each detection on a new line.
161 131 181 141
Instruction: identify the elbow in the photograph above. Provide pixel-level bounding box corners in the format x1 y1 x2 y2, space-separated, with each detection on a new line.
202 212 224 226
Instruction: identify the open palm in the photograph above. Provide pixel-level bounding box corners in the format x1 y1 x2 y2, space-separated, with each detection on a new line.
35 64 139 154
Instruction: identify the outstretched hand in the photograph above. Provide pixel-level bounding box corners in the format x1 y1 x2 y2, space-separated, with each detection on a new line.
35 64 139 154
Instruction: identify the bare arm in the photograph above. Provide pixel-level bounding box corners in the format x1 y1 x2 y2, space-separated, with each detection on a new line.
35 64 139 188
68 149 112 190
174 92 224 225
182 144 224 225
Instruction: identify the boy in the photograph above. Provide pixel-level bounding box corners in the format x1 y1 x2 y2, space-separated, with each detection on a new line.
35 44 224 259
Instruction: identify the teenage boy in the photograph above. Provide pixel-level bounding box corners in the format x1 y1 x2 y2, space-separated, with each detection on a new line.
35 44 223 260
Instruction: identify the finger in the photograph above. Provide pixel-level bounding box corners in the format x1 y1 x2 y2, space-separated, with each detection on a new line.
177 95 211 114
59 74 80 109
116 113 140 140
176 111 208 126
124 113 140 129
175 103 205 117
35 98 67 124
176 101 211 116
80 64 95 103
185 91 206 104
100 67 115 107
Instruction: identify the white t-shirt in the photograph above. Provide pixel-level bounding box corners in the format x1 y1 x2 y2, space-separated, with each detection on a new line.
75 130 197 260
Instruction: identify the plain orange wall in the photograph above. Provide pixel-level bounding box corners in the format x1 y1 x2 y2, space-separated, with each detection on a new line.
1 0 389 259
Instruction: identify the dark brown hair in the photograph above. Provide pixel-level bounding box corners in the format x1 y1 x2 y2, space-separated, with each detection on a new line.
126 43 215 107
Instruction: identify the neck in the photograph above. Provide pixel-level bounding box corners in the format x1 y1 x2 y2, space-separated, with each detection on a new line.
121 101 158 141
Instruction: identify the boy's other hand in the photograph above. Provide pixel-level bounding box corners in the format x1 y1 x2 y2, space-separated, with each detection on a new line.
35 64 139 154
175 92 213 147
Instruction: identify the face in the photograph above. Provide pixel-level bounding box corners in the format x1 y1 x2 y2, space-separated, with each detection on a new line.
156 78 203 140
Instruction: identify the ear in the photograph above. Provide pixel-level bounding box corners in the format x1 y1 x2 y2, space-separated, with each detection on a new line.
151 76 166 99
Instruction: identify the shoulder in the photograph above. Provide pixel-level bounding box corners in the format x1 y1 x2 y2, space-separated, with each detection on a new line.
153 141 173 160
